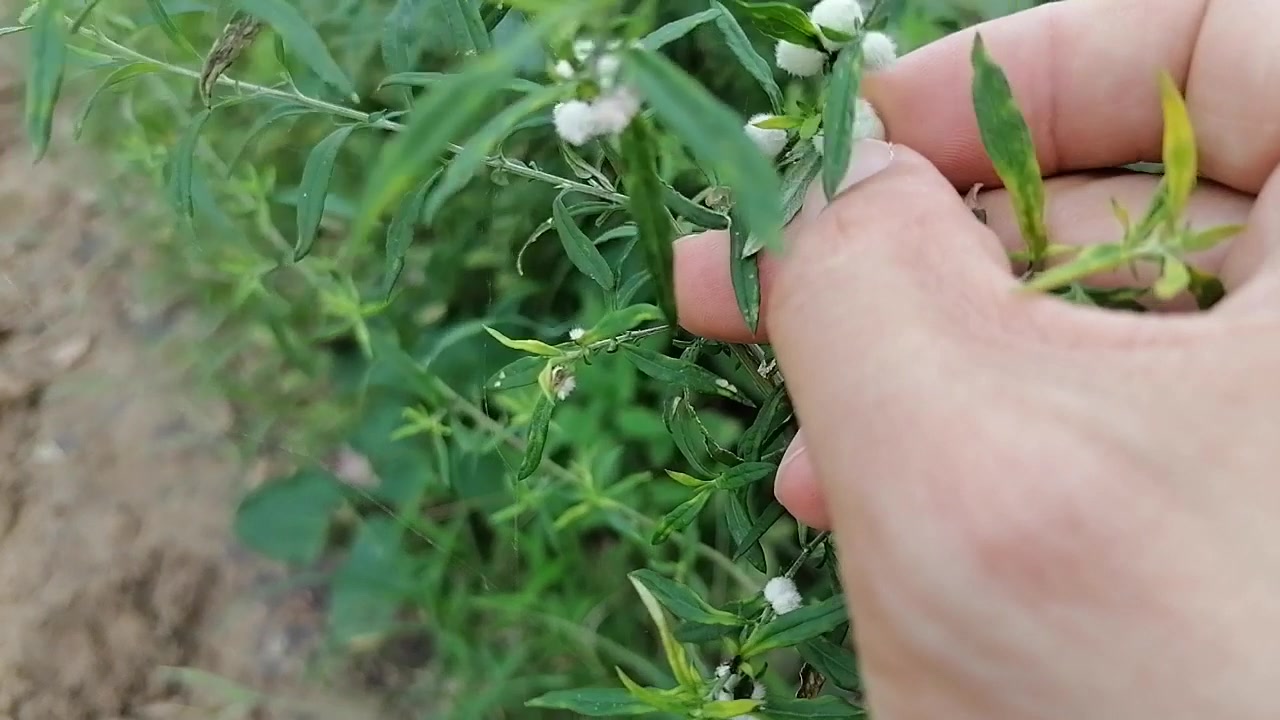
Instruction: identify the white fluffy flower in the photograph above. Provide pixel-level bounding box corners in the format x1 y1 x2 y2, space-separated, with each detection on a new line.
555 373 577 400
553 100 599 146
812 97 886 156
568 327 585 341
572 38 597 63
809 0 865 50
763 576 803 615
751 682 767 700
744 114 788 159
592 87 642 135
861 31 898 70
552 59 576 80
595 53 622 89
775 40 826 77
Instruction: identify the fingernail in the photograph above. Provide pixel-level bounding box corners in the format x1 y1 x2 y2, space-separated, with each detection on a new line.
836 139 895 195
780 429 807 470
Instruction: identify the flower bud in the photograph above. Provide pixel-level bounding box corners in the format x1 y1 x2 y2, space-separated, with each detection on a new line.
763 576 802 615
553 100 598 146
861 31 898 70
809 0 865 51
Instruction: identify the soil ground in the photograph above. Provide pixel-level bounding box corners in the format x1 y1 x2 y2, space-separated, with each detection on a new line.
0 45 386 720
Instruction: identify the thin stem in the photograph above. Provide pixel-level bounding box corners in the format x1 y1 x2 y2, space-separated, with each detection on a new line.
83 29 630 205
785 531 831 578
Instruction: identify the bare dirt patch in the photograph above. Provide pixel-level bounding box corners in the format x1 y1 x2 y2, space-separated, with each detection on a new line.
0 49 385 720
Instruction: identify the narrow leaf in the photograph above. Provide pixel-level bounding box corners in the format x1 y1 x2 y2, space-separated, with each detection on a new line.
144 0 199 56
487 355 549 391
625 48 784 251
732 500 785 561
738 384 791 461
822 41 863 199
712 1 783 113
73 63 164 140
167 108 214 219
584 303 664 343
1022 243 1129 292
628 569 742 626
715 462 777 490
553 192 616 291
627 574 701 690
1152 256 1190 300
743 595 849 656
651 490 711 544
484 326 564 357
425 0 492 55
797 638 861 692
25 0 66 161
729 211 762 333
1158 72 1196 217
382 170 440 295
970 33 1049 262
620 344 754 406
727 490 766 571
229 0 356 99
294 124 360 261
726 0 823 50
661 180 728 230
760 696 864 719
517 393 555 481
620 120 676 319
641 8 721 49
745 149 820 257
526 688 655 716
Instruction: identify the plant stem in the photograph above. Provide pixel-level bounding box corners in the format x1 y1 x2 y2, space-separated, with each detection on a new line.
82 29 630 205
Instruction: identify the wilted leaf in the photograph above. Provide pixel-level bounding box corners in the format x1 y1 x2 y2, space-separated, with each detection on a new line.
200 11 265 103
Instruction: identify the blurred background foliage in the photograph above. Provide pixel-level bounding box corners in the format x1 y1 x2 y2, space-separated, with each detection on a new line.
52 0 1049 716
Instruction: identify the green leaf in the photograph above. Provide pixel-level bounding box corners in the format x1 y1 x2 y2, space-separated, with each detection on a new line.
352 4 572 244
970 33 1049 262
233 469 341 564
328 518 407 648
382 0 425 76
73 62 164 140
227 102 315 172
742 595 849 657
673 620 739 643
729 210 763 333
484 326 564 357
738 384 791 461
798 638 861 692
554 191 617 292
1187 264 1226 309
715 462 777 490
487 354 550 391
746 149 820 257
1152 255 1191 300
822 41 863 199
517 392 556 481
144 0 199 56
620 119 676 319
1182 223 1244 253
704 699 764 718
377 71 544 93
627 574 702 690
726 490 766 571
642 7 721 49
651 490 711 544
1022 243 1129 292
733 499 785 562
526 688 655 716
624 47 784 251
381 170 440 295
294 124 360 261
425 0 492 55
629 569 743 626
1158 72 1196 218
666 469 709 489
584 303 664 343
229 0 356 99
166 108 214 219
421 83 562 226
661 180 729 230
760 695 864 719
666 395 725 477
726 0 823 50
25 0 66 162
620 344 755 406
712 1 784 113
616 668 690 714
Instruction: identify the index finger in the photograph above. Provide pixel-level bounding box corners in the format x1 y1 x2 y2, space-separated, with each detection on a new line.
870 0 1280 194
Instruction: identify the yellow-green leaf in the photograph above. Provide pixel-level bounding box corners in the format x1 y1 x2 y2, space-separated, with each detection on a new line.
627 575 702 691
1182 223 1244 253
1152 256 1191 300
1023 243 1130 293
484 326 564 357
970 33 1049 262
703 699 762 718
1158 72 1197 218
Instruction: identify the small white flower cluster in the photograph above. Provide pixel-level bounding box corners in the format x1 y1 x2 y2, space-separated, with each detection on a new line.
549 364 577 401
713 663 767 720
551 39 642 146
763 576 803 615
774 0 899 77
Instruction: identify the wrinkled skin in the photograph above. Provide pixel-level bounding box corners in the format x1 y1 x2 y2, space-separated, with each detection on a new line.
674 1 1280 717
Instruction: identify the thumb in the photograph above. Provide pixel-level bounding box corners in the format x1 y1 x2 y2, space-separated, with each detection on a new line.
768 142 1031 486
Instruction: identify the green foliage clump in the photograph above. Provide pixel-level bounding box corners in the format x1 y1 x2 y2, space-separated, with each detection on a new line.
10 0 1226 717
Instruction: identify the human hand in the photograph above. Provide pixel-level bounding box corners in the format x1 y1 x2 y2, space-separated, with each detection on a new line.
674 0 1280 717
